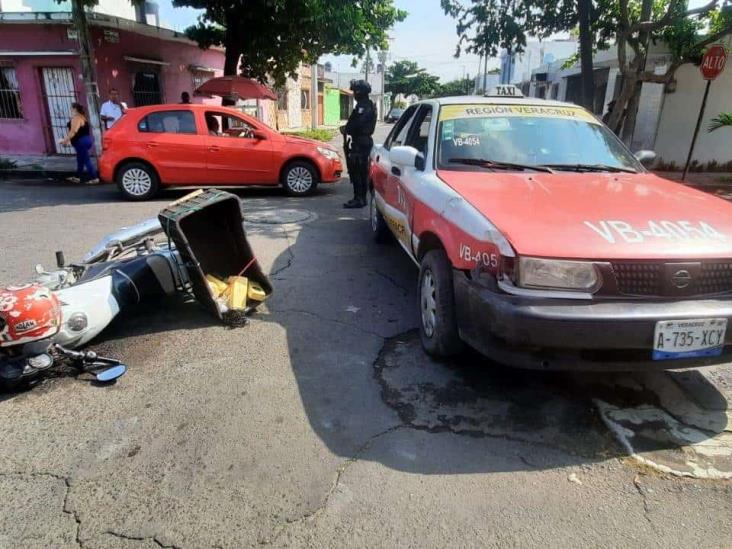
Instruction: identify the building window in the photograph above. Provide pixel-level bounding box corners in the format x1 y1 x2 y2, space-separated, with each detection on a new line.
0 67 22 119
191 71 211 92
132 70 163 106
301 90 309 110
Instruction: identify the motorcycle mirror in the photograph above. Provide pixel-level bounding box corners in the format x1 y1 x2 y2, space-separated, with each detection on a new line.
95 364 127 382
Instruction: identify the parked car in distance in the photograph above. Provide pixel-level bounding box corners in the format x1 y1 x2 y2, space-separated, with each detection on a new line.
384 107 405 123
99 104 343 200
369 88 732 371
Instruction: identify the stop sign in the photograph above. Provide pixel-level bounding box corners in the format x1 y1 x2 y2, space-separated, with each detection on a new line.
700 44 728 80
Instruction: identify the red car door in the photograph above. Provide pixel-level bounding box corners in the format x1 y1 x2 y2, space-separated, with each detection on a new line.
203 110 274 184
138 109 207 183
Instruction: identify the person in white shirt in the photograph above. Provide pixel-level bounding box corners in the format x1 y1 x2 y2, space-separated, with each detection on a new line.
100 88 127 130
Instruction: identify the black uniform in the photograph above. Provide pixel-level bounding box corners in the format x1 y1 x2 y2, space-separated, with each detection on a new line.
342 82 376 208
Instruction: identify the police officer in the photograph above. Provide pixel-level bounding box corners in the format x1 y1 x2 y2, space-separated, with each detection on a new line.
341 79 376 208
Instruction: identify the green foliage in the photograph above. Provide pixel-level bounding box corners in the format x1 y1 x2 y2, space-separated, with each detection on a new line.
441 0 580 57
174 0 406 85
385 60 440 101
284 128 338 142
433 77 474 97
0 157 18 170
709 112 732 133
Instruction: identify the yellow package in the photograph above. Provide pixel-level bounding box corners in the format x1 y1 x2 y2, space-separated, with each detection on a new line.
226 276 249 310
247 281 268 302
205 274 228 298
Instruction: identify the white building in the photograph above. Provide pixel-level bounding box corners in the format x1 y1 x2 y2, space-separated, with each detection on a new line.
499 40 578 86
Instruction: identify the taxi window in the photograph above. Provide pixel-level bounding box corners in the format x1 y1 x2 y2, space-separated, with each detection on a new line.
138 110 196 134
384 105 417 150
405 105 432 158
437 103 641 171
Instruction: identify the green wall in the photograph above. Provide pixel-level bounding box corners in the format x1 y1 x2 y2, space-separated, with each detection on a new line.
324 86 341 126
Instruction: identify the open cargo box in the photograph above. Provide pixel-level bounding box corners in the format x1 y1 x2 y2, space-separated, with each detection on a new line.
158 189 273 321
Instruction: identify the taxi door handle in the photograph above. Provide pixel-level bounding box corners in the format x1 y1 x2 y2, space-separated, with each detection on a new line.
146 142 158 148
391 166 401 176
208 146 221 152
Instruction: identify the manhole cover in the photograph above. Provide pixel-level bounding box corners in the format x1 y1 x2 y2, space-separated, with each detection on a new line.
243 208 314 225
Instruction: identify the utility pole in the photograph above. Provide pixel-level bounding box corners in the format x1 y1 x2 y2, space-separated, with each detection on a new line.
483 51 489 93
71 0 103 155
310 61 318 130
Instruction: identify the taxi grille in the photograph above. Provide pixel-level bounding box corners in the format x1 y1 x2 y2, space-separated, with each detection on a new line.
611 261 732 297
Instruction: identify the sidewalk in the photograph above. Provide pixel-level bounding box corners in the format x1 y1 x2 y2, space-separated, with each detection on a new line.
1 154 78 179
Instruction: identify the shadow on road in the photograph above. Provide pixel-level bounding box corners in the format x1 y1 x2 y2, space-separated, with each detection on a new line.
263 207 730 475
0 177 339 214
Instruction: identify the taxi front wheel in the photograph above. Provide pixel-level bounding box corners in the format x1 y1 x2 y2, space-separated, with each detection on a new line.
419 249 463 357
370 189 391 243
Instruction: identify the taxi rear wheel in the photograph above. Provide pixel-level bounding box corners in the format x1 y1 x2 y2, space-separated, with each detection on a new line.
370 189 391 243
419 249 463 357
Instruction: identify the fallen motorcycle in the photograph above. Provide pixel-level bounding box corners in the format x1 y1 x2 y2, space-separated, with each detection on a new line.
0 189 272 390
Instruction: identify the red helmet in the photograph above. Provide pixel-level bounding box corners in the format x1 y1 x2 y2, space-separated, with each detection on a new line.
0 284 61 348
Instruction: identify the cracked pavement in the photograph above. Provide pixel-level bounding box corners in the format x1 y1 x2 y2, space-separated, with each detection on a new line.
1 125 731 547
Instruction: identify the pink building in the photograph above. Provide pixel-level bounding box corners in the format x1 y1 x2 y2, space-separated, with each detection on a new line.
0 12 224 156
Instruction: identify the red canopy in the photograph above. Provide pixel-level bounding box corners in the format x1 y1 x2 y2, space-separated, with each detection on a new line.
195 76 277 101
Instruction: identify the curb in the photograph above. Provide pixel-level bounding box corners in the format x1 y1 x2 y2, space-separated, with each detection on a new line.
0 170 75 180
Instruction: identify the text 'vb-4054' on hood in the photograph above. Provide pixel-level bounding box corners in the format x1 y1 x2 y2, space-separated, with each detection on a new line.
436 170 732 260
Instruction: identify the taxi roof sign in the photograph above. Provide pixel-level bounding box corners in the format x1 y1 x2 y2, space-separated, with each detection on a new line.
485 85 523 98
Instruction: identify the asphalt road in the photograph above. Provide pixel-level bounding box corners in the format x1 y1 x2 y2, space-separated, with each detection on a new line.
0 124 731 548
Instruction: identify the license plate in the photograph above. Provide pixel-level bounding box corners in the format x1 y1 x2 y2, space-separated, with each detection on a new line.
653 318 727 360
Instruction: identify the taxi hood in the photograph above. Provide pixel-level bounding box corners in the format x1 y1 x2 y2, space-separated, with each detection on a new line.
436 170 732 260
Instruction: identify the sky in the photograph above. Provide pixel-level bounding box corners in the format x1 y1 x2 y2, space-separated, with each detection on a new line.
155 0 490 83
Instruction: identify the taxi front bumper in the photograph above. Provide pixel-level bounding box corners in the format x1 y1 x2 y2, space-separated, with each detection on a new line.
454 271 732 371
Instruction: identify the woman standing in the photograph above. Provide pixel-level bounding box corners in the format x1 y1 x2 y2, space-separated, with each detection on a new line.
59 102 99 185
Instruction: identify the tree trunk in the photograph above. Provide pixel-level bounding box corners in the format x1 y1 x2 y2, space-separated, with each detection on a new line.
607 73 636 134
71 0 102 155
621 0 653 146
577 0 595 111
621 84 641 145
222 11 240 107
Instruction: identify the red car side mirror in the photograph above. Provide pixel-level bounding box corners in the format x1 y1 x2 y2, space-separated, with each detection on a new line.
252 129 267 140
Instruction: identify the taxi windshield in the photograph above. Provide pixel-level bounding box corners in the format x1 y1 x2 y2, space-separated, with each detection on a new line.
437 104 642 173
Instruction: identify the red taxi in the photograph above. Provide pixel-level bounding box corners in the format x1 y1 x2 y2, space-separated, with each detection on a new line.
99 104 342 200
369 91 732 370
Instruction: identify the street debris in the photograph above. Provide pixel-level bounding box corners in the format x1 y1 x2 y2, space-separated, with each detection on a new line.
0 189 271 390
567 473 583 485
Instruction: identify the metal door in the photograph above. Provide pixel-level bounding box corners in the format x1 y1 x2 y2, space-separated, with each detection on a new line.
41 67 78 154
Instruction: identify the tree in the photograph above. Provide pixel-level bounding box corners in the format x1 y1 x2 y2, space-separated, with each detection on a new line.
384 60 441 103
174 0 406 87
605 0 732 141
441 0 597 110
709 112 732 132
434 76 475 97
442 0 732 144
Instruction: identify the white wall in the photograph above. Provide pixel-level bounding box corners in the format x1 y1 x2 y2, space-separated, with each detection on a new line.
0 0 137 20
654 61 732 166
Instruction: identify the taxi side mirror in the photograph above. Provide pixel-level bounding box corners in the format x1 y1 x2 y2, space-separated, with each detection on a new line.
390 145 425 170
252 129 267 140
634 149 656 167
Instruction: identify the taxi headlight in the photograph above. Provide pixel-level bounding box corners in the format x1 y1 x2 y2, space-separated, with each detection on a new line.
518 257 599 291
317 146 339 160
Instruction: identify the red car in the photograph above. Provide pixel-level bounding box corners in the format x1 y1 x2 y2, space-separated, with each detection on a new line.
370 90 732 370
99 104 342 200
